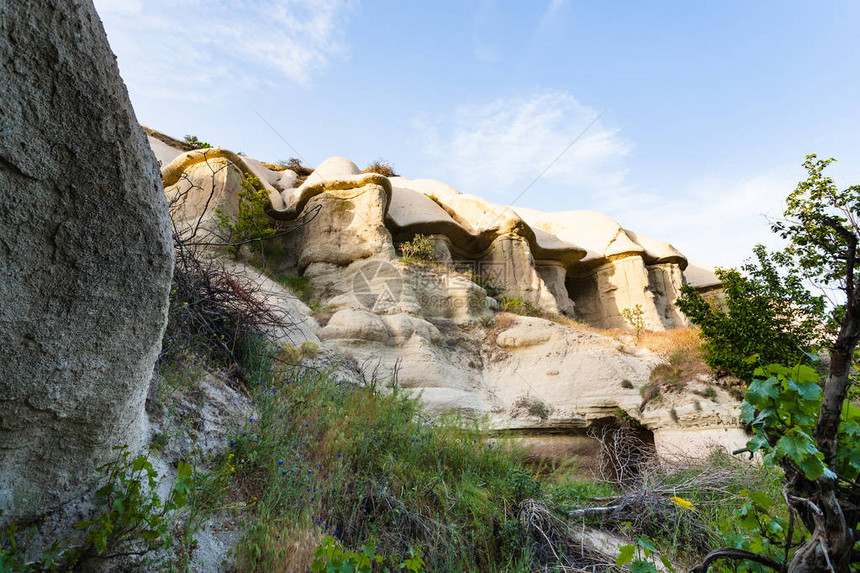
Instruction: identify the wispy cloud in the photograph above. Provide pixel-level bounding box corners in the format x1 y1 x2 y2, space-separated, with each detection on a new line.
94 0 352 102
606 171 795 268
417 89 801 267
420 90 630 199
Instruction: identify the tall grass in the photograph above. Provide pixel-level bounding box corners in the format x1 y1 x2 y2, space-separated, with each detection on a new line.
180 337 779 572
217 339 540 571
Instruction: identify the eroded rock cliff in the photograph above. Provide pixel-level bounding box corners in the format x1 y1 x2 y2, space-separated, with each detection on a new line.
154 139 742 460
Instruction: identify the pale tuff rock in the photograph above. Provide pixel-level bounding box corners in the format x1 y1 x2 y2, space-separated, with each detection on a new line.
295 184 397 270
148 145 741 458
0 1 173 523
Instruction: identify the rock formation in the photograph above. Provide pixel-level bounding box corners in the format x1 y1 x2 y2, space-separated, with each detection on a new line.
153 138 743 459
0 1 173 523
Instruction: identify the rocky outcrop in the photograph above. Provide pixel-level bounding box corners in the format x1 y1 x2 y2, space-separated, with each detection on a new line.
151 142 719 330
146 137 740 460
0 1 173 523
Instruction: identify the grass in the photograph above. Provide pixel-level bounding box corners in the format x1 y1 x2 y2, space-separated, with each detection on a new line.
638 328 712 408
498 297 543 317
512 395 551 420
204 338 544 572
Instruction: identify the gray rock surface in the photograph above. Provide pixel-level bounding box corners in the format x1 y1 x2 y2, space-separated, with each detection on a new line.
0 0 173 523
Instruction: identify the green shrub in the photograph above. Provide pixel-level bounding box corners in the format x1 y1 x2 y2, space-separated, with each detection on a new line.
215 175 277 257
499 296 542 317
621 304 647 340
676 245 828 381
397 234 436 263
183 134 212 149
311 535 424 573
0 448 196 570
75 448 194 557
620 379 634 389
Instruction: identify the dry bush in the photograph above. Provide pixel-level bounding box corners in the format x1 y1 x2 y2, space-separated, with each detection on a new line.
588 423 654 487
518 498 615 571
362 159 397 177
162 156 314 380
639 326 703 355
574 432 765 562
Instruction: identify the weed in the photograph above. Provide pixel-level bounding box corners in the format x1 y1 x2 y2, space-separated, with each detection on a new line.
275 273 314 304
692 386 718 401
621 379 634 389
220 339 543 571
669 407 680 423
397 234 437 264
639 382 662 410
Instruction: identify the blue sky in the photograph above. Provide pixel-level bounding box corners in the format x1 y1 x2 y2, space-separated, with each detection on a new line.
94 0 860 267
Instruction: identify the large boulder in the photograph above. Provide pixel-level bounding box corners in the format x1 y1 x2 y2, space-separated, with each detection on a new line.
0 1 173 522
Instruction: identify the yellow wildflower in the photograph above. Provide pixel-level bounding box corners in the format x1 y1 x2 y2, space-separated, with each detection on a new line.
670 496 695 511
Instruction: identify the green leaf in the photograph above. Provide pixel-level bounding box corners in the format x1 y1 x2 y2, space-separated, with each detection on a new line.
660 555 677 573
746 377 780 407
749 490 774 509
775 430 826 479
786 377 822 401
631 560 658 573
746 433 770 453
131 455 149 473
637 537 659 554
177 461 192 479
617 544 635 566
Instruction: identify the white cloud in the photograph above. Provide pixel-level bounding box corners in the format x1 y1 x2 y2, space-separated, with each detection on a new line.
421 91 630 198
607 171 795 268
418 90 800 268
93 0 351 102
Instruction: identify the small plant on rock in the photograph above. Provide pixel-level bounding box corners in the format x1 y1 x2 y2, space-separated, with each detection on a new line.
398 234 437 264
499 296 542 317
183 134 212 149
362 159 398 177
215 175 277 257
513 394 551 420
621 304 647 340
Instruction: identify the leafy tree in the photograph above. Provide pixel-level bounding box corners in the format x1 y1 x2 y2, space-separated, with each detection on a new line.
693 156 860 573
677 244 828 380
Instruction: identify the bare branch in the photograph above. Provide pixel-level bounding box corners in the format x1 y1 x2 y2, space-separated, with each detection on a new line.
691 548 785 573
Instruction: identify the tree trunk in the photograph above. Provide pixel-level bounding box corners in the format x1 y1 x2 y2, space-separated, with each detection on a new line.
787 293 860 573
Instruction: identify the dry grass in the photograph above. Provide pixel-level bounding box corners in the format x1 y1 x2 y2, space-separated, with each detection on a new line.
362 159 397 177
638 327 702 355
645 329 710 384
141 125 196 151
261 161 288 172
